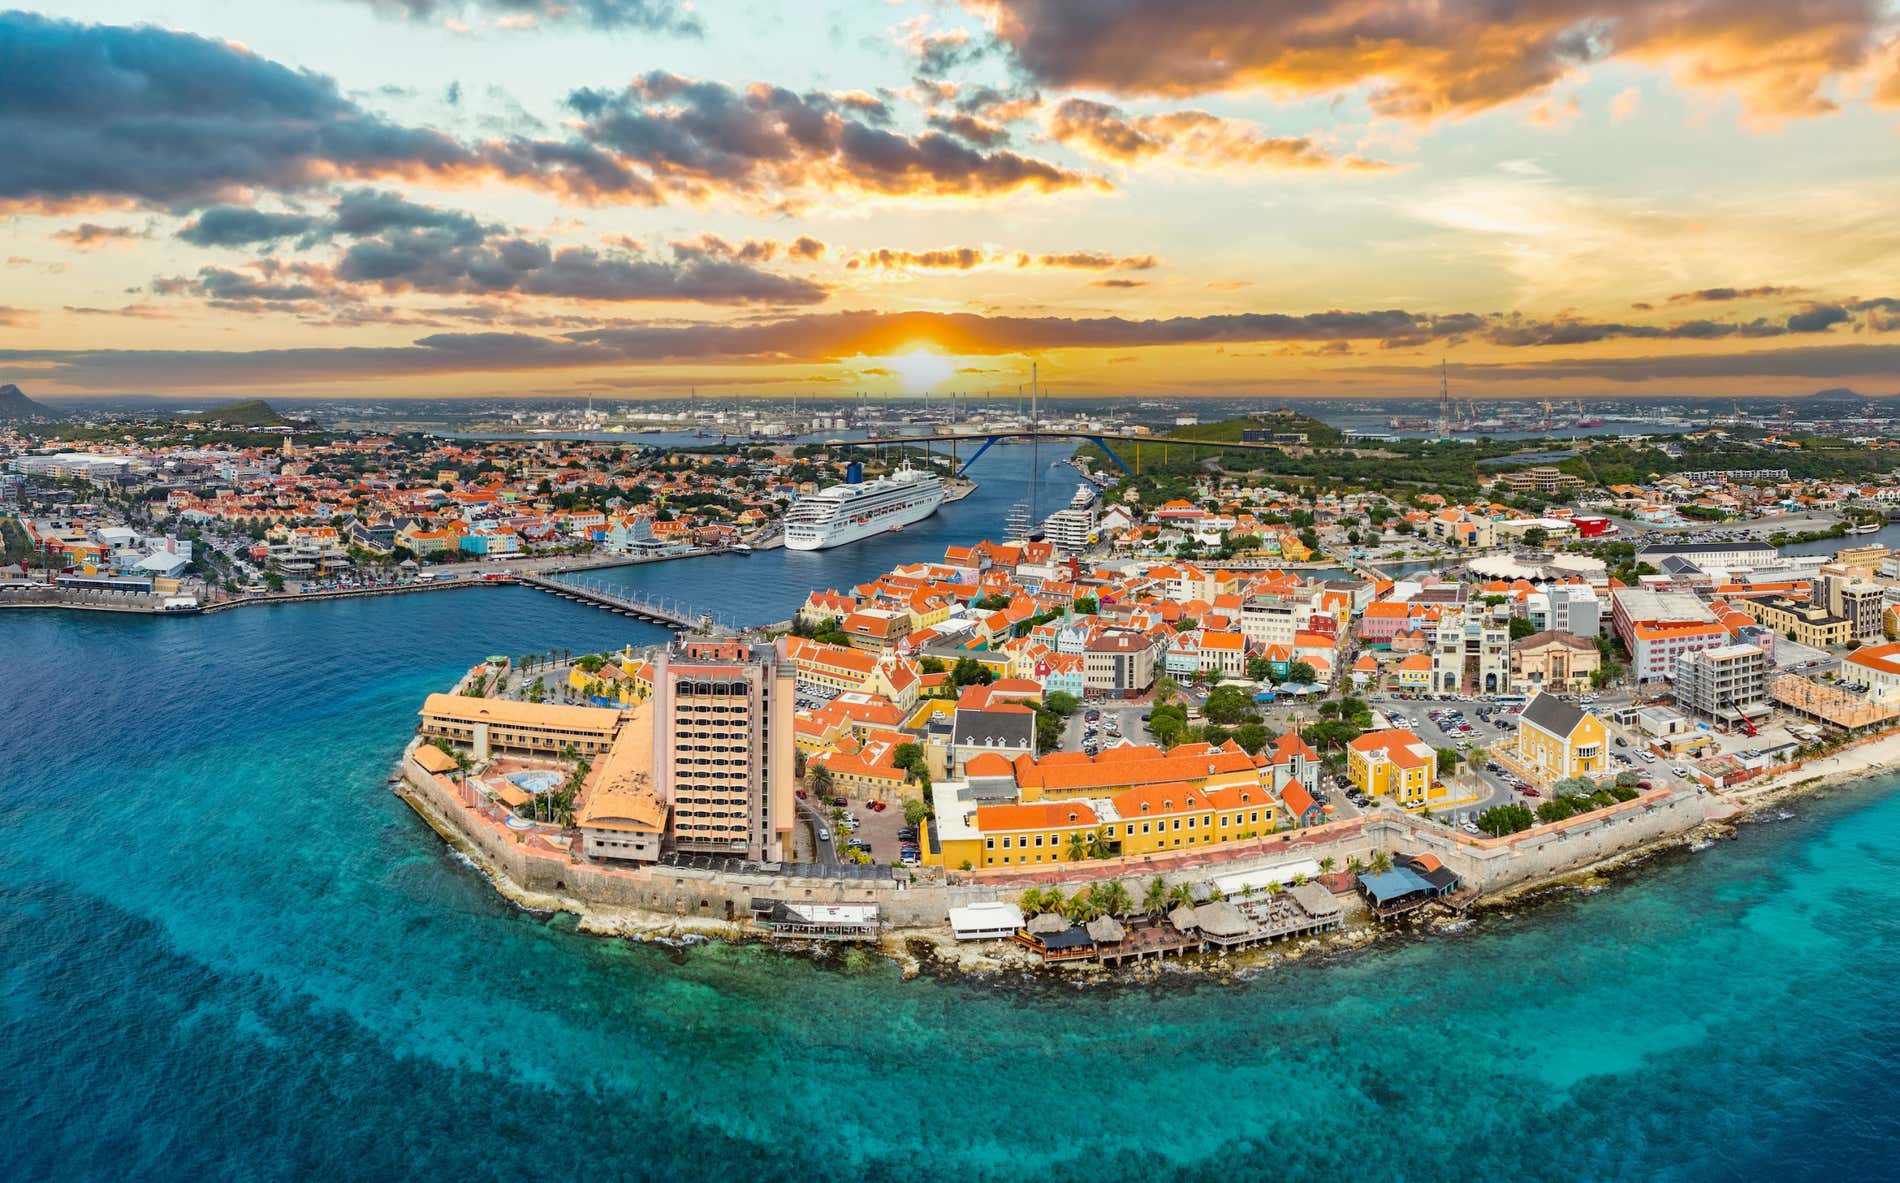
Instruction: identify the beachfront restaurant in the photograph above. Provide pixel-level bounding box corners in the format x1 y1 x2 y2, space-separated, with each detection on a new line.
748 898 881 942
948 901 1025 941
1357 854 1461 920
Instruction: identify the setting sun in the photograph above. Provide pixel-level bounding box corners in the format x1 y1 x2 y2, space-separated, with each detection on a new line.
880 347 957 394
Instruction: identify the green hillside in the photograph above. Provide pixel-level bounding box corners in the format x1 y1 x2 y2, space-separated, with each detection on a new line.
183 399 291 427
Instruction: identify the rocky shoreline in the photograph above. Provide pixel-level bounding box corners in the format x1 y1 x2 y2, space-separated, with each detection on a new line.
396 728 1900 987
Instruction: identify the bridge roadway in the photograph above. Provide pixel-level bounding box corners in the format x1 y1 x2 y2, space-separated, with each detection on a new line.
826 428 1299 478
516 572 703 630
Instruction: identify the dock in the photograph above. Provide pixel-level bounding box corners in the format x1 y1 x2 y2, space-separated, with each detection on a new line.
516 572 706 630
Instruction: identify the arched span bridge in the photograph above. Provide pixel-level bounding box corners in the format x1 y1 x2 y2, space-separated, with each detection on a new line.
823 429 1298 479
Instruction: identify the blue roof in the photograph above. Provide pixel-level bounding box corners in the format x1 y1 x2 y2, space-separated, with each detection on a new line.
1359 867 1434 904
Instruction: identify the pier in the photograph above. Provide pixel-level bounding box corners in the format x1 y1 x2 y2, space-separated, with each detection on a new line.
516 572 708 630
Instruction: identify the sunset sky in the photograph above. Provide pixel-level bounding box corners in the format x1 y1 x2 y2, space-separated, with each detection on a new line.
3 0 1899 400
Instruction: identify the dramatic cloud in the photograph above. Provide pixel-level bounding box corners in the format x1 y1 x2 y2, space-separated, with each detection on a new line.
1047 99 1386 171
925 112 1012 148
1665 285 1804 304
0 12 670 212
156 189 828 308
177 208 325 248
1371 345 1900 383
154 264 331 305
50 223 150 249
967 0 1897 120
1483 306 1856 346
0 12 478 210
564 72 1099 205
842 247 1158 272
334 233 829 304
343 0 701 33
848 247 989 271
1020 251 1157 271
567 307 1489 360
12 305 1900 390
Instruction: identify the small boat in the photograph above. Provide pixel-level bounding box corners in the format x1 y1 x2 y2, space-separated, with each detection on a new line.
1845 521 1881 534
730 543 753 553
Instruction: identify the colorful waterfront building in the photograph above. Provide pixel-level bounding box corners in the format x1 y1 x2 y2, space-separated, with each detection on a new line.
1346 728 1440 809
1515 693 1607 783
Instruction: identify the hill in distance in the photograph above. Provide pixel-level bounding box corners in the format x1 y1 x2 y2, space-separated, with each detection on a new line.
181 398 293 427
0 383 56 420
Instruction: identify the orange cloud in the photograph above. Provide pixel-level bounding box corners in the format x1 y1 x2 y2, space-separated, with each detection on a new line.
1046 99 1389 170
50 222 151 250
969 0 1896 122
843 247 1159 271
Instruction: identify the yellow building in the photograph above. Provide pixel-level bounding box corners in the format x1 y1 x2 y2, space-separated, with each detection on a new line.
1515 692 1608 783
1347 728 1441 809
1733 595 1852 650
923 777 1281 870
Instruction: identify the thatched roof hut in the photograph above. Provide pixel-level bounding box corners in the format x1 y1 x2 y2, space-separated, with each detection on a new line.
1085 915 1126 944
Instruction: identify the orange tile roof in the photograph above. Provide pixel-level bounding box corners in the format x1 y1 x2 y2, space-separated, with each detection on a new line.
976 801 1099 831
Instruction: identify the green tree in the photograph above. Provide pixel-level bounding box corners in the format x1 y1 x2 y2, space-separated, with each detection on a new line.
1437 747 1461 775
1202 684 1257 725
807 763 835 799
1233 722 1269 754
1369 850 1394 874
1476 804 1536 835
1522 525 1549 548
1035 709 1064 755
903 797 930 827
1143 876 1170 917
1287 661 1317 685
951 656 994 687
1509 616 1538 640
1246 655 1273 682
1043 691 1079 716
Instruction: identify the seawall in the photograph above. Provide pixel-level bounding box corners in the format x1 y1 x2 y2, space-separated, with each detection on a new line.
397 740 1712 942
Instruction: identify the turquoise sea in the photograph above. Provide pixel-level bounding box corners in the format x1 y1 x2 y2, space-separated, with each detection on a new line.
6 446 1900 1180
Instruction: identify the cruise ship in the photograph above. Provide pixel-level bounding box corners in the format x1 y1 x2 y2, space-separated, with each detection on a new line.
783 462 946 550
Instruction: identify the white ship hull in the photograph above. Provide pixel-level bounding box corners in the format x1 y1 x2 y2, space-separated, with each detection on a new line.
784 486 945 550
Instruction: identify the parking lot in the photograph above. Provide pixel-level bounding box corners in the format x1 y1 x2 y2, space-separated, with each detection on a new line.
1069 698 1153 756
829 797 922 868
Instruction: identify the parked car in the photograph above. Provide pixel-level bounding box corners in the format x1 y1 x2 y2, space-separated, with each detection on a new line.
1521 787 1542 798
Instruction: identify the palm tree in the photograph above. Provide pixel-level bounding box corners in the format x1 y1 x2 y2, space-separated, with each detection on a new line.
1290 872 1309 887
1042 887 1065 917
1098 879 1133 918
1144 876 1170 918
1318 856 1337 876
1066 831 1088 862
1086 827 1114 859
1019 887 1046 915
1265 880 1283 896
1166 882 1195 910
1370 850 1393 874
1206 884 1227 902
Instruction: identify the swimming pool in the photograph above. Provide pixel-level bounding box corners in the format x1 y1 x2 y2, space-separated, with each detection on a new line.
506 770 563 793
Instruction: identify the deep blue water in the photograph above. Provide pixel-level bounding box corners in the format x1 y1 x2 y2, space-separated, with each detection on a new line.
6 443 1900 1180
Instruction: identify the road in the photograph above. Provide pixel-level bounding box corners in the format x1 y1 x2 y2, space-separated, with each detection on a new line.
795 797 838 864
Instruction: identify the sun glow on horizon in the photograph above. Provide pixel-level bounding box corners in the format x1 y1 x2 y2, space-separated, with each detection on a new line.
874 347 958 394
